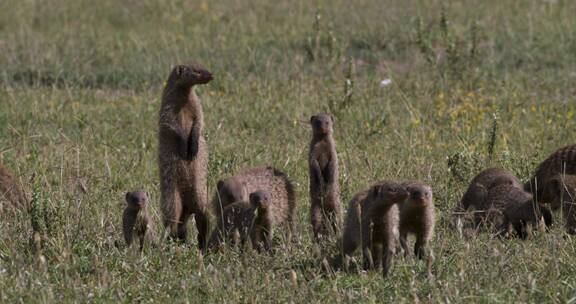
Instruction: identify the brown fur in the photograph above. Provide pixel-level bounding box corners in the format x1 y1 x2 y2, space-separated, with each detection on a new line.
460 167 522 211
484 184 546 239
123 191 157 250
211 166 296 238
399 182 435 259
308 114 341 240
542 174 576 234
340 181 409 277
0 164 27 212
158 62 212 249
526 144 576 209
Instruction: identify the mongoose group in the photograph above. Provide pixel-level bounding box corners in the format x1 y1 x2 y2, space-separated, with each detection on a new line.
2 62 576 279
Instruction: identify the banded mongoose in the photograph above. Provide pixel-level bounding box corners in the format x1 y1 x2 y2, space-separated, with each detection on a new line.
0 164 27 212
542 174 576 234
460 167 522 211
123 191 157 250
308 114 341 240
399 182 435 259
341 181 409 277
158 62 212 249
526 144 576 209
211 166 296 239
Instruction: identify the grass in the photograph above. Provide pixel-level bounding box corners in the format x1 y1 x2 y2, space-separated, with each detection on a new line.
1 0 576 302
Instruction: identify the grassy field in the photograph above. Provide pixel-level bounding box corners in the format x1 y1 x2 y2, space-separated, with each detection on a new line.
1 0 576 302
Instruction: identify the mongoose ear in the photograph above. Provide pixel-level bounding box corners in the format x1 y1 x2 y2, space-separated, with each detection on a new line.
371 185 382 197
125 192 131 203
310 115 316 124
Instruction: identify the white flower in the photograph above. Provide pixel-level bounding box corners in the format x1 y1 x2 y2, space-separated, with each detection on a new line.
380 78 392 87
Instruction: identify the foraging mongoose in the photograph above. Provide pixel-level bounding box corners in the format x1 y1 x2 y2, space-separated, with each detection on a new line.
460 167 522 211
211 166 296 238
542 174 576 234
308 114 341 240
399 182 435 259
158 62 212 249
0 164 27 212
486 184 546 239
341 181 409 277
526 144 576 209
123 191 157 250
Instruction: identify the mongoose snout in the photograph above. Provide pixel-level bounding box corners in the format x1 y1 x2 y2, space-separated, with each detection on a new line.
250 190 270 209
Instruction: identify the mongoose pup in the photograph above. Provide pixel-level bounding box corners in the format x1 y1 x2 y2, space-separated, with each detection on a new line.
308 114 341 240
399 182 435 259
341 181 409 277
158 62 213 249
0 164 27 212
486 184 546 239
542 174 576 234
211 166 296 238
526 144 576 209
208 190 285 252
123 191 157 250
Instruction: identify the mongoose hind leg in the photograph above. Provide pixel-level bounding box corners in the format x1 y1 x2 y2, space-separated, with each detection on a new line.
162 186 184 241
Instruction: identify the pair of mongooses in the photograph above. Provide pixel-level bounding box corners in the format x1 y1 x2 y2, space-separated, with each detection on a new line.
340 181 434 277
308 114 340 240
0 164 27 213
158 63 213 250
123 191 157 250
209 166 296 250
459 167 551 238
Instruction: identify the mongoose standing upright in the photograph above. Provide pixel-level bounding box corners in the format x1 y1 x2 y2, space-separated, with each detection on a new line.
0 164 27 212
123 191 157 250
158 62 212 249
341 181 409 277
308 114 340 240
486 184 546 239
526 144 576 209
399 182 435 259
211 166 296 239
542 174 576 234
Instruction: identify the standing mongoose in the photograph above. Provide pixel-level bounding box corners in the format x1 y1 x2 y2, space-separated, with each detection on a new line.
486 184 546 239
542 174 576 234
525 144 576 209
340 181 409 277
123 191 157 250
208 190 285 252
399 182 435 259
158 62 212 249
211 166 296 239
0 164 27 212
308 114 340 240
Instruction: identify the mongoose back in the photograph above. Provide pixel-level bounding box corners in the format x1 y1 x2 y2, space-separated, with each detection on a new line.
526 144 576 209
308 114 341 240
542 174 576 234
211 166 296 237
460 167 522 211
158 62 213 249
341 181 409 277
0 164 26 212
399 182 435 259
123 191 157 250
487 184 546 239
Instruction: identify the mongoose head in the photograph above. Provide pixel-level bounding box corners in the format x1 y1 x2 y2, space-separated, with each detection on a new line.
487 175 518 189
310 114 334 136
217 179 248 204
542 174 576 210
370 182 409 207
405 182 433 206
125 190 148 210
249 190 271 210
169 62 213 88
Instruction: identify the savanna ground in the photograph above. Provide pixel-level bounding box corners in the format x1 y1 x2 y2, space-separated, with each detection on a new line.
1 0 576 302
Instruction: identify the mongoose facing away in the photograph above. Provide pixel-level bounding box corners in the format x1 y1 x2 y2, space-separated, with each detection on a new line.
399 182 435 259
460 167 522 211
526 144 576 210
308 114 341 240
542 174 576 234
211 166 296 239
0 164 27 212
341 181 409 277
486 184 546 239
123 191 157 250
208 190 284 251
158 62 212 249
